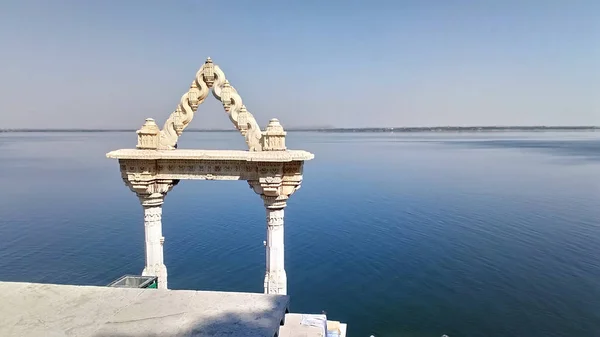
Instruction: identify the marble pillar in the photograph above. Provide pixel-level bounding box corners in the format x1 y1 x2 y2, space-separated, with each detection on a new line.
127 179 177 290
264 204 287 295
250 167 302 296
141 202 168 289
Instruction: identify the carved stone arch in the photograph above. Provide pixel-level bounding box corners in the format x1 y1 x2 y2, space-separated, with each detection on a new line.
157 58 263 151
108 57 313 294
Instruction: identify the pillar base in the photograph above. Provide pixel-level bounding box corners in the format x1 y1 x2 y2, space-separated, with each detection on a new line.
264 270 287 295
143 264 168 289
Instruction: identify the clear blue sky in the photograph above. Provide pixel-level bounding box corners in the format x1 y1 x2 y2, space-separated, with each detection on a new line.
0 0 598 129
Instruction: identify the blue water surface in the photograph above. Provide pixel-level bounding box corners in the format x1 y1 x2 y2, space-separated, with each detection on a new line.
0 131 599 337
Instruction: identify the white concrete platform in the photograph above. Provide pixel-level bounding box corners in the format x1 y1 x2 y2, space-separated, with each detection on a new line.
0 282 289 337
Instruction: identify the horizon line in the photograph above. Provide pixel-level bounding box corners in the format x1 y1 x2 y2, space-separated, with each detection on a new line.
1 126 598 133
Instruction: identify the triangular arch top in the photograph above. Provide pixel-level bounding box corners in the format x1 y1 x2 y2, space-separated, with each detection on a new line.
142 57 274 151
104 61 314 295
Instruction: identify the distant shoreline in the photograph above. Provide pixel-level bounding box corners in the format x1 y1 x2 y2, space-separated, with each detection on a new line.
0 126 598 133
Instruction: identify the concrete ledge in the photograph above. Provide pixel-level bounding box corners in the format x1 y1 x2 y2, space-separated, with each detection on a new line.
0 282 289 337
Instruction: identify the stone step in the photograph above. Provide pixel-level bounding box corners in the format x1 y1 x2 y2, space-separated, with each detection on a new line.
326 320 347 337
278 313 347 337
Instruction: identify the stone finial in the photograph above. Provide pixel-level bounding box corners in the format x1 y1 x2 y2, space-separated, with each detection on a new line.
173 108 184 136
261 118 287 151
203 57 215 87
238 105 250 136
220 80 233 111
188 81 200 110
136 118 160 149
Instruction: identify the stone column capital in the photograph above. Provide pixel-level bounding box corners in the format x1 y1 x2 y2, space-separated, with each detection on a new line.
248 160 305 209
249 180 302 209
124 178 179 207
261 195 289 210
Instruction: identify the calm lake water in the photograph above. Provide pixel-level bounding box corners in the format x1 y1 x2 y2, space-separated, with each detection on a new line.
1 131 599 337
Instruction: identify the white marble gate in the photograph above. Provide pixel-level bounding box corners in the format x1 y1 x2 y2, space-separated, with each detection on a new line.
106 58 313 294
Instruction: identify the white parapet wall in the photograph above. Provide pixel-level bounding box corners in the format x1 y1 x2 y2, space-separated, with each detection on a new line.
0 281 290 337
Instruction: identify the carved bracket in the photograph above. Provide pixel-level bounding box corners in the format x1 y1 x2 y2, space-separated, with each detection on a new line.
119 159 178 206
249 161 304 209
126 178 178 207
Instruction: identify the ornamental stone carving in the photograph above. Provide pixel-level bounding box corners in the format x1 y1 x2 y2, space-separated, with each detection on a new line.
158 58 264 151
144 207 162 222
246 160 304 210
262 119 287 151
123 176 178 207
106 57 314 295
136 118 160 150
